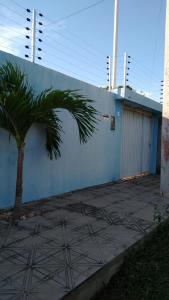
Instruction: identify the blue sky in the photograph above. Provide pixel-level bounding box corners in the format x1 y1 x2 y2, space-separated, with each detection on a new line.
0 0 166 101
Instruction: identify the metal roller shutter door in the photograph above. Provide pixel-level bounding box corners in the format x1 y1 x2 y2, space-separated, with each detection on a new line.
120 107 152 178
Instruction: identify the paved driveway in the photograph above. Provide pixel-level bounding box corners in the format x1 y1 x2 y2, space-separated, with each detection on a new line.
0 175 168 300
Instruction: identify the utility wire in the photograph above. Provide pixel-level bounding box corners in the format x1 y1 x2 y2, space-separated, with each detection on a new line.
45 14 123 60
44 40 124 82
131 66 161 82
0 33 25 43
0 1 25 19
0 22 26 36
0 0 120 88
42 48 106 81
41 58 105 87
45 26 106 60
44 35 106 71
44 36 124 86
130 68 161 85
149 0 163 86
129 75 159 91
8 0 25 10
45 21 124 61
0 13 26 27
66 28 109 57
124 67 161 101
47 0 106 26
126 81 158 97
131 57 163 78
44 26 123 72
43 31 103 64
0 35 25 57
0 43 23 54
130 85 159 101
128 80 159 98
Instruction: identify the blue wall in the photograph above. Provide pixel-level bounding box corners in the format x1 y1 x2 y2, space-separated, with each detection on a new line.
0 51 161 209
0 51 119 209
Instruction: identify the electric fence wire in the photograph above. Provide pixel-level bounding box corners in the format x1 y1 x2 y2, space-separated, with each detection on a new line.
44 35 124 72
0 0 123 88
131 57 163 80
0 43 21 54
41 57 105 86
7 0 25 10
148 0 164 86
0 0 163 95
44 36 107 72
46 0 106 26
126 55 163 100
43 28 124 85
44 27 109 61
0 13 26 28
126 74 159 91
0 22 26 37
129 63 162 99
129 69 161 87
45 13 119 60
126 77 160 101
41 48 106 81
0 1 26 19
40 39 107 80
0 35 26 47
41 14 124 86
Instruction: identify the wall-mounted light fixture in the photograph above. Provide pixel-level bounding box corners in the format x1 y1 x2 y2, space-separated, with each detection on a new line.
110 116 115 130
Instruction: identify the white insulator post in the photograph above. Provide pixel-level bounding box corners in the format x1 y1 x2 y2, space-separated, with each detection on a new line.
31 9 36 63
112 0 119 90
123 52 127 89
161 0 169 195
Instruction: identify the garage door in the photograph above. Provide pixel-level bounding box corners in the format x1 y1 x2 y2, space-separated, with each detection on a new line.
120 107 152 178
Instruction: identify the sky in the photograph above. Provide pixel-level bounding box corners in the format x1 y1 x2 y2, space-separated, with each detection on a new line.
0 0 166 101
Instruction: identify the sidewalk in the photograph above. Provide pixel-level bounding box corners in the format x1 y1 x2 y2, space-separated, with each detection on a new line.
0 175 168 300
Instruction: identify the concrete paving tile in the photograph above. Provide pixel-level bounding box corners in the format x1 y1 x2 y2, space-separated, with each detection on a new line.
133 205 156 222
0 175 164 300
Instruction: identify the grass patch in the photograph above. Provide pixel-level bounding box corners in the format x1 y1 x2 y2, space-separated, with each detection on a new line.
93 219 169 300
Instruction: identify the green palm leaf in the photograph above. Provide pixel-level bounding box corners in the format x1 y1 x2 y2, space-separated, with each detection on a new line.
33 89 98 143
0 62 34 145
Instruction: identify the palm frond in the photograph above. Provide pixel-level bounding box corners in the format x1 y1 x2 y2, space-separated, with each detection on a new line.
0 62 34 145
34 109 62 159
33 89 98 144
46 114 62 159
0 106 15 137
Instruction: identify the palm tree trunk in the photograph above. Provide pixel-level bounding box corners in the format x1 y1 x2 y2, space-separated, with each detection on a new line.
13 144 24 221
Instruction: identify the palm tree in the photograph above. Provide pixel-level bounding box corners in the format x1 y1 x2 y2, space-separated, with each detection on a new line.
0 62 97 220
